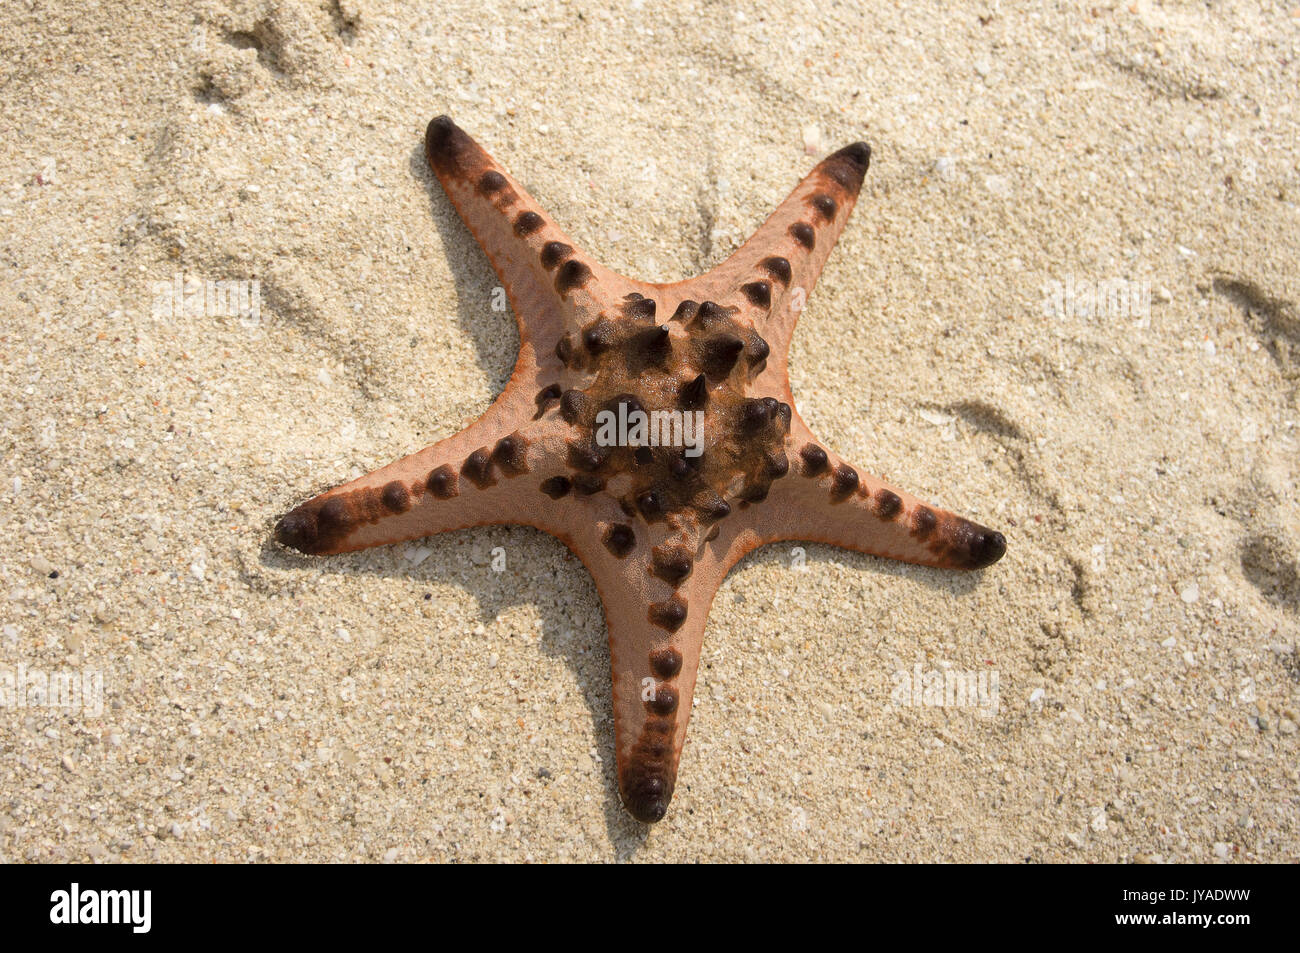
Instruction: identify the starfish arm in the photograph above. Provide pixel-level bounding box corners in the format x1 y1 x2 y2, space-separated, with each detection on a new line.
725 422 1006 572
681 140 873 365
570 520 721 824
424 116 630 353
274 391 600 554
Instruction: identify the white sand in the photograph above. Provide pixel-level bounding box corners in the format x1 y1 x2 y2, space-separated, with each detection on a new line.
0 0 1297 861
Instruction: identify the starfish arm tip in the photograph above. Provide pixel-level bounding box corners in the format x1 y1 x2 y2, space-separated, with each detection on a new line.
424 114 465 172
624 784 671 824
832 140 872 170
820 140 872 195
957 526 1007 570
274 498 337 555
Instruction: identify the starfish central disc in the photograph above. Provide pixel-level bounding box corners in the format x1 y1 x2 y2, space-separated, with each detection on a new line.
542 295 790 530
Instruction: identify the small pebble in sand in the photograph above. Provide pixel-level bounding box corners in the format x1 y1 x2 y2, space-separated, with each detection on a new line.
801 124 823 155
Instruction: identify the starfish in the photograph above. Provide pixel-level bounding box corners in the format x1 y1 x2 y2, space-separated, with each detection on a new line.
274 116 1006 823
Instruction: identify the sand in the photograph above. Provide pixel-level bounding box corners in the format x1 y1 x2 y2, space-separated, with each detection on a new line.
1 0 1297 862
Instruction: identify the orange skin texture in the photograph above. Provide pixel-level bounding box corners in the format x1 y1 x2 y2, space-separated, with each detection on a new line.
275 117 1006 823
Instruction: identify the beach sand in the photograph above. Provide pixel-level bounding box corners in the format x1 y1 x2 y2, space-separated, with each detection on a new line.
1 0 1297 861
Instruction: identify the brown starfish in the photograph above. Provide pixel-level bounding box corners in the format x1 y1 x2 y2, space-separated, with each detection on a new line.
274 116 1006 823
